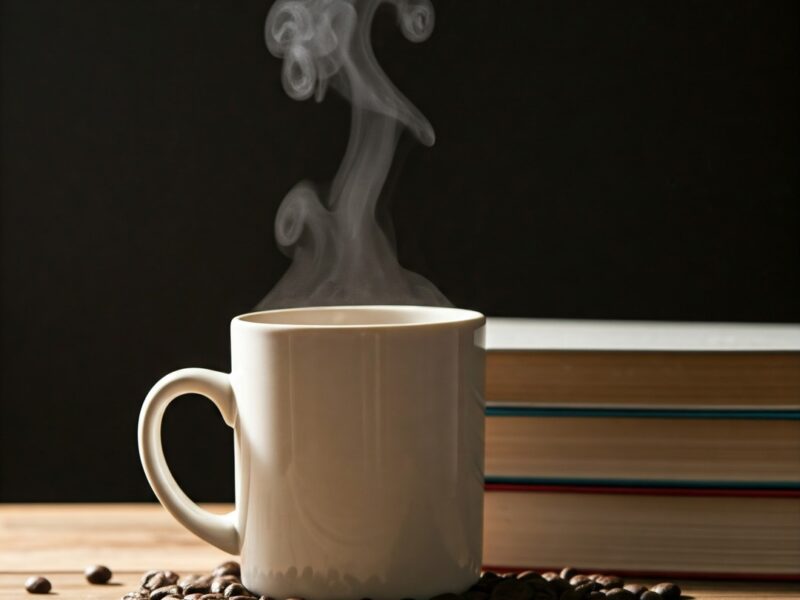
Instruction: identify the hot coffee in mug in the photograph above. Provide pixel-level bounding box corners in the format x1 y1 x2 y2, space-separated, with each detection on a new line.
138 305 486 599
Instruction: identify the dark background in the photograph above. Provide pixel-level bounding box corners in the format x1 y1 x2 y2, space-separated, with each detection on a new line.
1 1 798 502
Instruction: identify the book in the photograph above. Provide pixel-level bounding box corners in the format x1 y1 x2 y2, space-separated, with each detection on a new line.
483 484 800 579
485 318 800 408
484 408 800 488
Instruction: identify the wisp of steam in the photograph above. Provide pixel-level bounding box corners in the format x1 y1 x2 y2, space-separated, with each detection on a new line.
256 0 451 309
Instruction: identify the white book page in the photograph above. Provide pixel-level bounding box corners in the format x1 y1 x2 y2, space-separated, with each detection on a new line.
486 318 800 351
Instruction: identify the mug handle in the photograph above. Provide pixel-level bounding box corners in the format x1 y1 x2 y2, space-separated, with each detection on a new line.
138 368 240 555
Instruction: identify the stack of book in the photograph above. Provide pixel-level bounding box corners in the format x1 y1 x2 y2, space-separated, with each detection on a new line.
482 318 800 580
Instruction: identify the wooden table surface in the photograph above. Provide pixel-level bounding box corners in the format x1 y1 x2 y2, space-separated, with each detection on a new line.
1 504 797 600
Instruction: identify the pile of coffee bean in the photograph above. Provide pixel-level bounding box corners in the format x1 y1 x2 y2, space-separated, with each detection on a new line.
455 569 682 600
113 563 682 600
123 561 266 600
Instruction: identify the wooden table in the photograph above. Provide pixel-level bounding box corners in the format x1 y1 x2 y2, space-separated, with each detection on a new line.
1 505 797 600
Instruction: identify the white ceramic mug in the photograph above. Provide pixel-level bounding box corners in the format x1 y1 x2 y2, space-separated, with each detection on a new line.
138 305 486 599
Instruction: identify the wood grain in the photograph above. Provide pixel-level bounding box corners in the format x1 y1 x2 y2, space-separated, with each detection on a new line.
1 505 798 600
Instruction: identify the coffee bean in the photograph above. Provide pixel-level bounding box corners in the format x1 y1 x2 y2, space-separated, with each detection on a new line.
257 597 277 600
213 561 241 579
430 594 462 600
224 583 253 598
518 571 544 581
24 576 51 594
640 593 661 600
623 585 647 598
230 597 257 600
596 577 624 590
651 584 681 600
569 575 592 587
185 595 205 600
200 595 226 600
491 579 534 600
185 582 213 595
122 593 148 600
587 593 605 600
211 577 240 594
560 582 596 600
545 577 571 596
86 565 113 584
472 572 502 593
151 585 181 600
541 573 559 581
525 579 558 600
183 577 214 595
179 575 201 589
559 568 577 581
605 589 636 600
142 571 179 591
162 596 182 600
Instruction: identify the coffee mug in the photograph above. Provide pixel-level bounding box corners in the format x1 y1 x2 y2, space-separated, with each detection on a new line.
138 305 486 599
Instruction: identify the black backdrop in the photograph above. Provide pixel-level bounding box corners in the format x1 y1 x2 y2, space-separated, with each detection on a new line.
1 0 798 502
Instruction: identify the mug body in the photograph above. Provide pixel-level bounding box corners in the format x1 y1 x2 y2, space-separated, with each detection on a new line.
230 306 485 600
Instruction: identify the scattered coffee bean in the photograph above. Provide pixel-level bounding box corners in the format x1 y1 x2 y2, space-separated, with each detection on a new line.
200 595 226 600
596 577 624 590
569 575 592 587
559 568 578 581
605 588 636 600
122 593 148 600
86 564 113 584
184 595 204 600
623 585 647 598
24 576 51 594
151 585 181 600
587 575 603 582
162 596 182 600
651 583 681 600
518 571 544 581
639 593 661 600
231 597 257 600
542 572 559 581
213 561 242 579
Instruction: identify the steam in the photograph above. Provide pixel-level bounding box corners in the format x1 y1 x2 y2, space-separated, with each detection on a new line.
256 0 450 310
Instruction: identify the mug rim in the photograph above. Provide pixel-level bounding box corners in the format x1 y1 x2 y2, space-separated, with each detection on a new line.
233 305 485 331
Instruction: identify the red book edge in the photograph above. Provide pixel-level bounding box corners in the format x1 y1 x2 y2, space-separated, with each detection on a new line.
484 483 800 498
481 566 800 582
